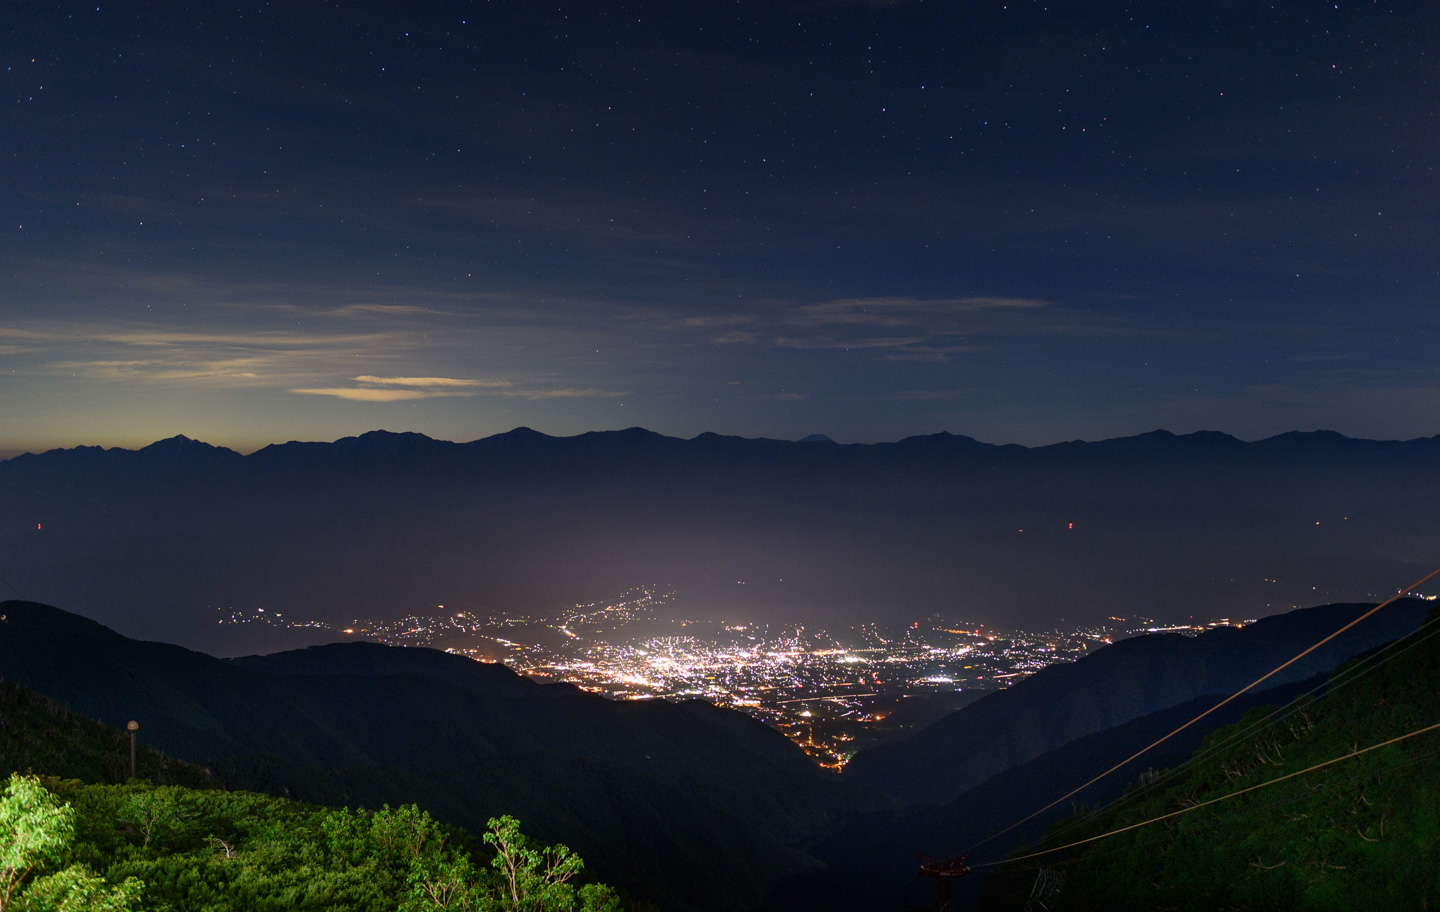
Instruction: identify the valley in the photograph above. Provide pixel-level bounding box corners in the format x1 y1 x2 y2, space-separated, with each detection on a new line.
217 586 1248 767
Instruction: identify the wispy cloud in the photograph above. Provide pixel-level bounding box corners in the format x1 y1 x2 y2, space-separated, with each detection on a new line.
0 327 57 343
713 331 762 345
353 375 512 388
413 187 704 247
289 376 625 403
3 322 387 351
667 295 1055 361
773 335 934 350
290 387 479 402
2 308 637 410
788 296 1049 329
671 314 755 329
502 388 627 400
53 358 267 383
889 389 968 401
2 316 428 389
331 304 455 318
92 193 175 219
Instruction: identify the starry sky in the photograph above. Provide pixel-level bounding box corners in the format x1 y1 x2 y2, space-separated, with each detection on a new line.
4 0 1437 454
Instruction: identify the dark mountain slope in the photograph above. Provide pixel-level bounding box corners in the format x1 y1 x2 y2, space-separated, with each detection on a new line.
783 674 1325 911
0 676 214 787
0 600 896 909
977 605 1440 911
0 600 886 845
230 640 576 697
213 750 817 912
0 675 789 912
844 600 1429 805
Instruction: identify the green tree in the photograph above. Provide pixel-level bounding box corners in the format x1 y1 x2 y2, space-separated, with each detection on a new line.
404 850 480 912
369 803 446 866
14 865 142 912
393 811 620 912
483 816 619 912
0 775 75 911
575 883 622 912
116 789 190 849
0 775 140 912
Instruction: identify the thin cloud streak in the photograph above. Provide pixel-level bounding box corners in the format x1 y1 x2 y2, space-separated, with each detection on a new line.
0 322 394 351
787 296 1050 329
663 295 1058 362
51 359 268 383
671 315 756 329
889 390 968 401
772 335 936 350
331 304 459 318
502 388 628 400
353 376 512 388
290 388 479 402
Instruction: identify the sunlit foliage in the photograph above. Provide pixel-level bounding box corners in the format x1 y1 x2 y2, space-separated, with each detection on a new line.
7 775 620 912
0 774 141 912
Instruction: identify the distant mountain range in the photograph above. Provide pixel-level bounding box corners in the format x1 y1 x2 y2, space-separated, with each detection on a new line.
3 427 1438 649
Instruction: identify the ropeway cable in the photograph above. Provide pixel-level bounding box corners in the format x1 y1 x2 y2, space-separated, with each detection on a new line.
1031 605 1440 847
974 715 1440 867
0 572 26 601
961 564 1440 856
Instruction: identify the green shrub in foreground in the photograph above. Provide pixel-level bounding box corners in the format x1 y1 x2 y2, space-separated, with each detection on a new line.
3 774 621 912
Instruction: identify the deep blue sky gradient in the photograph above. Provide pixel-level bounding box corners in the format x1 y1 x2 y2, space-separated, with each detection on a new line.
4 0 1437 452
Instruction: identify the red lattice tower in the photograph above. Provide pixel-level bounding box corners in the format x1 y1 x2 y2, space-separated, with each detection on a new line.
918 853 971 912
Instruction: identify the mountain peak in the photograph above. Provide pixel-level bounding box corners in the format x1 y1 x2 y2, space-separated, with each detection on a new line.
490 426 554 441
137 435 240 460
341 429 438 446
581 426 668 441
141 434 199 450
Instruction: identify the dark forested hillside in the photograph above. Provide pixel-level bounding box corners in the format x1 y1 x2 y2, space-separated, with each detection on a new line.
0 677 214 788
844 600 1429 804
0 600 886 910
977 606 1440 911
228 640 574 696
786 674 1326 912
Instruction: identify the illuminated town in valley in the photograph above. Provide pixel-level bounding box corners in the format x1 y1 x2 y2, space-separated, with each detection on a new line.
220 589 1256 768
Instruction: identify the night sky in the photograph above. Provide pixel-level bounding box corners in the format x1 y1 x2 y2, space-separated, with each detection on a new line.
4 1 1437 454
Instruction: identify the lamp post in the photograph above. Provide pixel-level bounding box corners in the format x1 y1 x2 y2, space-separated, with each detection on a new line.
126 720 139 780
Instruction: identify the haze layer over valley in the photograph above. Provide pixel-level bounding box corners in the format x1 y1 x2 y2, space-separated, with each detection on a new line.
2 427 1435 655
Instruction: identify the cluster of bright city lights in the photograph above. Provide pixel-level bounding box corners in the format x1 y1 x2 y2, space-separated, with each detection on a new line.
218 589 1256 768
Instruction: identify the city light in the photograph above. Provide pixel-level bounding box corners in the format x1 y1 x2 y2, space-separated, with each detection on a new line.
216 592 1244 768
